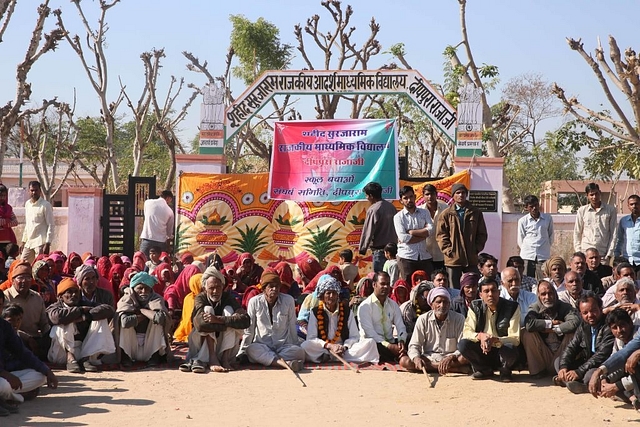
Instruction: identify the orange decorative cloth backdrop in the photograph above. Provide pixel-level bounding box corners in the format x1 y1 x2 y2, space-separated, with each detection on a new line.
176 171 470 273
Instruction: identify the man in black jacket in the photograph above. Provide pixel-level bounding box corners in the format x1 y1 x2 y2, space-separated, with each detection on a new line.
556 292 614 394
522 280 580 378
457 279 520 382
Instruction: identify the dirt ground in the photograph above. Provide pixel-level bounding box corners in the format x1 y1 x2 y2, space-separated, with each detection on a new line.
6 367 640 427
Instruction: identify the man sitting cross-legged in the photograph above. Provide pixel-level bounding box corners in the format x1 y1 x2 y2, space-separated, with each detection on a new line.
0 316 58 416
301 275 379 364
358 271 408 363
588 309 639 405
115 272 172 367
238 270 306 371
181 267 250 373
401 287 470 375
46 278 115 373
457 279 521 382
522 280 580 379
555 292 614 394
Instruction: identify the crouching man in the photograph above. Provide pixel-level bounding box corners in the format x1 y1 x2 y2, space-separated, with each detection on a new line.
115 272 172 367
401 287 470 374
182 267 250 373
46 278 115 373
457 279 521 382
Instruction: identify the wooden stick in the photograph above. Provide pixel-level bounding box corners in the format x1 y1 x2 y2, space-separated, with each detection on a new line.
277 358 307 387
422 366 434 388
330 350 360 373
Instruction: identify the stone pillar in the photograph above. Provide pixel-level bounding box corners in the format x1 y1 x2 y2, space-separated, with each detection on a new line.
454 156 504 267
67 188 103 256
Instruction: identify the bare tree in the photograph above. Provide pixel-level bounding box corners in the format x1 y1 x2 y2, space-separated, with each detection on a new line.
17 101 81 200
141 48 199 190
552 36 640 148
499 73 561 151
0 1 65 178
120 53 156 176
443 0 525 211
0 0 17 43
54 0 123 190
294 0 381 119
184 49 297 171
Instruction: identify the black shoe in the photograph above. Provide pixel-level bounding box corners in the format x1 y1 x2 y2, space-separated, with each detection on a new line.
0 399 18 414
147 352 161 367
120 353 133 368
471 370 494 380
20 388 40 401
566 381 589 394
0 405 9 417
530 370 548 380
499 368 513 383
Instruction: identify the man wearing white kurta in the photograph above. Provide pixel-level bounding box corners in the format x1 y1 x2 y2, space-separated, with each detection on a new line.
21 181 54 264
302 275 378 363
358 271 408 363
238 271 306 371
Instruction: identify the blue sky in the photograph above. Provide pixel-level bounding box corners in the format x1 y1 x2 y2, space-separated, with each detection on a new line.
0 0 634 145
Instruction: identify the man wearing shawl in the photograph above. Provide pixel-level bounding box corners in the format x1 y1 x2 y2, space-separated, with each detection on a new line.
301 275 379 364
46 278 115 372
76 265 114 308
238 271 305 371
401 287 469 374
399 281 432 341
3 262 50 359
182 267 249 373
522 280 580 378
115 272 172 366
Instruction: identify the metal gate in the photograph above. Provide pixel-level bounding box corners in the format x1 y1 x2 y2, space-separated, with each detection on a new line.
101 176 156 256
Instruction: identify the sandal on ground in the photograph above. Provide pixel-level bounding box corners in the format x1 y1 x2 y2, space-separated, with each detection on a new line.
179 362 193 373
83 360 98 372
191 360 206 374
553 375 565 387
67 360 81 373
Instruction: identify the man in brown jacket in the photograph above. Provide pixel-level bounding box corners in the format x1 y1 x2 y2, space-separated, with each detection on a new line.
436 184 488 289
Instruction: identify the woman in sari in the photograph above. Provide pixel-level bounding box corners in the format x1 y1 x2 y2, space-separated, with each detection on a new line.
227 252 263 293
173 272 203 343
